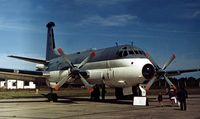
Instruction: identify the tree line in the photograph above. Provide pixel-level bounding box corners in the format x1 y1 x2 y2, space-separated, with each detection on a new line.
151 77 200 89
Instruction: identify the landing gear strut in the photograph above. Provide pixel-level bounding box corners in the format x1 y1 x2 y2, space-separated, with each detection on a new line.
101 84 106 101
90 85 100 101
90 84 107 101
115 86 141 100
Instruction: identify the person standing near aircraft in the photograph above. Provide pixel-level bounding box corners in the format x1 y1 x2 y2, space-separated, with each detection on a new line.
177 86 188 111
157 92 163 106
101 84 106 101
167 87 176 104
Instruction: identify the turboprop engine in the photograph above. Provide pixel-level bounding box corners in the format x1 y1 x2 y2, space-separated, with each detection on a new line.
36 64 47 71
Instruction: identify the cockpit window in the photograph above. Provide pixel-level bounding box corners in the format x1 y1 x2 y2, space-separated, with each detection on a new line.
119 51 123 57
141 51 146 55
134 50 139 54
139 51 143 54
129 50 134 55
118 46 145 57
122 47 127 49
123 51 128 56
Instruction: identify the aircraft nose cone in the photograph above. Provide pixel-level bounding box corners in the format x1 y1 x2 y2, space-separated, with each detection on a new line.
142 64 155 79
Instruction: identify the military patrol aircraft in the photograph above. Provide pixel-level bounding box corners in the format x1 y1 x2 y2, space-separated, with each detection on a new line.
0 22 199 101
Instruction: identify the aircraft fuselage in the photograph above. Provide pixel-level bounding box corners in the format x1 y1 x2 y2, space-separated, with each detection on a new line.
47 45 154 88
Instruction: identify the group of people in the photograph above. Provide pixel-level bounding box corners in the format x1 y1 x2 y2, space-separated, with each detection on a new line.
90 84 188 111
157 86 188 111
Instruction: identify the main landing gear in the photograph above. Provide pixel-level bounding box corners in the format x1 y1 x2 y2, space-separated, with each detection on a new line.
47 88 58 102
115 85 144 100
90 84 106 101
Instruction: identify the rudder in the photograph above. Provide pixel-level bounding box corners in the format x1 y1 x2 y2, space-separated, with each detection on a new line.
46 22 58 60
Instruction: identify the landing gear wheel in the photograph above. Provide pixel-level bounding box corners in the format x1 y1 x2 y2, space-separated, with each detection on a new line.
115 87 137 100
115 88 124 100
52 93 58 102
47 93 58 102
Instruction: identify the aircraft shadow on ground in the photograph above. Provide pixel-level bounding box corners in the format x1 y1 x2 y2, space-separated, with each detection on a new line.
61 96 134 105
0 96 169 106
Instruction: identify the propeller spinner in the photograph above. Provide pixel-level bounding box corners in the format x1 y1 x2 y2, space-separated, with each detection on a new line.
145 53 176 91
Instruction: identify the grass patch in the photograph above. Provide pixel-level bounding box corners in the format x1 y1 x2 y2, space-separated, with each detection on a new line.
0 89 39 99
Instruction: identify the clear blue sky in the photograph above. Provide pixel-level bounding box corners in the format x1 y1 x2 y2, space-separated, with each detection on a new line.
0 0 199 78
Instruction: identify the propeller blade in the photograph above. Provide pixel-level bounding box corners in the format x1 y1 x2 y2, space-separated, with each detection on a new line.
163 75 176 90
145 53 160 70
162 54 176 70
146 77 156 91
78 73 94 88
78 51 96 69
56 48 74 68
54 74 72 91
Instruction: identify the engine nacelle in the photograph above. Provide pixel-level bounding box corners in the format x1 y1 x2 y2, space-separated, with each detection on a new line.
48 70 70 82
36 64 47 71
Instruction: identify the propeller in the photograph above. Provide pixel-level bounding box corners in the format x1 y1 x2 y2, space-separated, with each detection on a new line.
54 48 96 91
54 74 72 91
56 48 74 68
145 53 160 70
162 54 176 70
145 53 176 91
145 77 156 91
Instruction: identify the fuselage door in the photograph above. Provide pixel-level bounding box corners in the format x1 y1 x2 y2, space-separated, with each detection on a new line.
106 61 114 80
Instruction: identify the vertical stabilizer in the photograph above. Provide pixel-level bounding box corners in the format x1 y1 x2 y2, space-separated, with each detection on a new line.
46 22 58 60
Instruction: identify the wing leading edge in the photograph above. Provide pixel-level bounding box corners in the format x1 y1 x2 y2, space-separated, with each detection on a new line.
166 68 200 77
0 68 48 82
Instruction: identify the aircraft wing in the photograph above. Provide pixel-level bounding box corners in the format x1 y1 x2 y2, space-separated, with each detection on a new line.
0 68 48 82
166 68 200 77
8 55 49 65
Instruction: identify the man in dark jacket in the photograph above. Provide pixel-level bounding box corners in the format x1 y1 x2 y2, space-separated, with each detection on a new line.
177 86 188 111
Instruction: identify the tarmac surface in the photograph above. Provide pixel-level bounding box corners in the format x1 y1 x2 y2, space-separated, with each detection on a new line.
0 95 200 119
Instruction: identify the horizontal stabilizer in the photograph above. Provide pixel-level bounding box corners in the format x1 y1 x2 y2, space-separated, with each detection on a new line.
8 55 49 65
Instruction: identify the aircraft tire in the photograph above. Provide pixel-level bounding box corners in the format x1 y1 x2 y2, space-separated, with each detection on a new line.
47 93 58 102
47 93 51 102
115 88 124 100
52 93 58 102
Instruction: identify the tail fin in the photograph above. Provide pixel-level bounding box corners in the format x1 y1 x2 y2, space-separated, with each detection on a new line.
46 22 58 60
